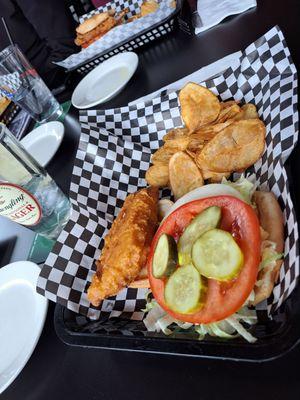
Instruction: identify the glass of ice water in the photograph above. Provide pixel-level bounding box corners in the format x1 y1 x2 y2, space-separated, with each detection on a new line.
0 123 71 240
0 45 63 124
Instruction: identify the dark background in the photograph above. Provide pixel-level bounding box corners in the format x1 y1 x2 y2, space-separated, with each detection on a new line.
2 0 300 399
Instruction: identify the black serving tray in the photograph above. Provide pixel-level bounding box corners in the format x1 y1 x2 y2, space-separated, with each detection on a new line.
54 282 300 361
66 0 181 75
54 145 300 361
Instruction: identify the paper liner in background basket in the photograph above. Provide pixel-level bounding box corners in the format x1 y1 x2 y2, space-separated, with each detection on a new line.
55 0 176 71
37 26 299 322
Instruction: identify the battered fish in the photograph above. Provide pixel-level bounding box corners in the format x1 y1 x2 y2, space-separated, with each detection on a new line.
87 187 158 307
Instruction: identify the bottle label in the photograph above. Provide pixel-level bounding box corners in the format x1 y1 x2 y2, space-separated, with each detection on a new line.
0 183 42 226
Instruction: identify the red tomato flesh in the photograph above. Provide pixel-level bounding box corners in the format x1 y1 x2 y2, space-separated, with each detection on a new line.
147 196 261 324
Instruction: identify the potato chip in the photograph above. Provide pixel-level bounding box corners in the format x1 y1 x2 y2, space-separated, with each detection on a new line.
145 164 169 187
196 119 266 172
237 103 259 120
179 83 221 133
215 104 241 123
220 100 239 109
205 171 231 183
185 149 198 161
187 138 206 153
151 147 177 164
169 151 204 200
164 136 190 149
192 120 234 142
151 137 189 164
163 127 189 141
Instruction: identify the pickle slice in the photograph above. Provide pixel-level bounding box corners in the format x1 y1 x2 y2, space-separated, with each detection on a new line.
164 264 202 314
192 229 244 281
178 206 221 265
152 234 178 278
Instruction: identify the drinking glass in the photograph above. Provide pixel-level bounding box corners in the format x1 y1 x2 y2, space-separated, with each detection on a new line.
0 123 71 240
0 45 63 124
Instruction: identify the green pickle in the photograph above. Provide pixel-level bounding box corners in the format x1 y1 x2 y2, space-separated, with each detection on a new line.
164 264 202 314
178 206 221 265
152 233 178 278
192 228 244 281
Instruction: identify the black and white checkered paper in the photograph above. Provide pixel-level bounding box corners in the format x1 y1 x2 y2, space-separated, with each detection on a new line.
38 26 299 320
56 0 175 71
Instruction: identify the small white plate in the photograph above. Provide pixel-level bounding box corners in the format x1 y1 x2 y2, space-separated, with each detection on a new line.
21 121 64 167
71 52 139 109
0 261 48 394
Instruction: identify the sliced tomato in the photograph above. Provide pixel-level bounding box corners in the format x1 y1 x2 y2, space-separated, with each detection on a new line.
147 196 261 324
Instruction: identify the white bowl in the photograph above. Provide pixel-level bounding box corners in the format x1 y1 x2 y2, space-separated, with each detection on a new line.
71 52 139 109
21 121 64 167
0 261 48 394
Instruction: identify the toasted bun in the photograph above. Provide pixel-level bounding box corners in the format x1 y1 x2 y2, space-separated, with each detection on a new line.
129 278 150 288
0 96 10 115
128 265 150 288
76 13 109 35
252 191 284 305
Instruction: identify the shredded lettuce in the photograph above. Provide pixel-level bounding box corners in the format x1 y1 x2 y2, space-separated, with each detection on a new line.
259 240 283 271
222 175 256 204
143 298 257 343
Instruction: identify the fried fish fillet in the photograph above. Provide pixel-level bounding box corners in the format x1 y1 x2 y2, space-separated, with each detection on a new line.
87 187 158 306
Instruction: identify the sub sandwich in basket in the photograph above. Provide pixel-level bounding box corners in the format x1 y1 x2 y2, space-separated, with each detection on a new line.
87 83 284 343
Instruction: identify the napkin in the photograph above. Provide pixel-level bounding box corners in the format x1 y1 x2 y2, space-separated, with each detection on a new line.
195 0 257 35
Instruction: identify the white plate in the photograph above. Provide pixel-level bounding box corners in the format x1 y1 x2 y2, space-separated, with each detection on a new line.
0 261 48 394
71 52 139 109
20 121 64 167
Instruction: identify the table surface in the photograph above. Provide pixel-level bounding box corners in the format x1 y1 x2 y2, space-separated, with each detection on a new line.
2 0 300 399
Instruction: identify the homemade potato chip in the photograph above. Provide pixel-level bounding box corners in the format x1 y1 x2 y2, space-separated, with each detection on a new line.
220 100 239 109
237 104 259 120
151 147 177 164
146 84 266 193
151 137 189 164
186 137 206 153
164 136 190 149
215 103 241 123
163 127 189 141
196 119 266 172
146 164 169 187
179 83 221 132
206 171 231 183
192 120 234 142
169 151 204 200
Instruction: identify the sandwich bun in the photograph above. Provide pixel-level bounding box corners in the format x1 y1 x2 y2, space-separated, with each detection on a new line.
128 265 149 288
252 190 284 305
76 13 109 35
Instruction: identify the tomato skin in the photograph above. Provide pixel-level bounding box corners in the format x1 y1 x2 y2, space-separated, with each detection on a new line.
147 196 261 324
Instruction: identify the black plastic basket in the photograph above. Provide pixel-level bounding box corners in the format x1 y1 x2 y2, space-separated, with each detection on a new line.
54 147 300 361
0 102 19 125
67 1 181 75
54 281 300 361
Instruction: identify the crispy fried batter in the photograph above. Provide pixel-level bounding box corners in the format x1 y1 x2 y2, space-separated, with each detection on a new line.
87 187 158 306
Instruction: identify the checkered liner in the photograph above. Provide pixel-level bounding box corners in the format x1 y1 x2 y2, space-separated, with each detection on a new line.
56 0 175 71
0 72 22 99
38 26 299 320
